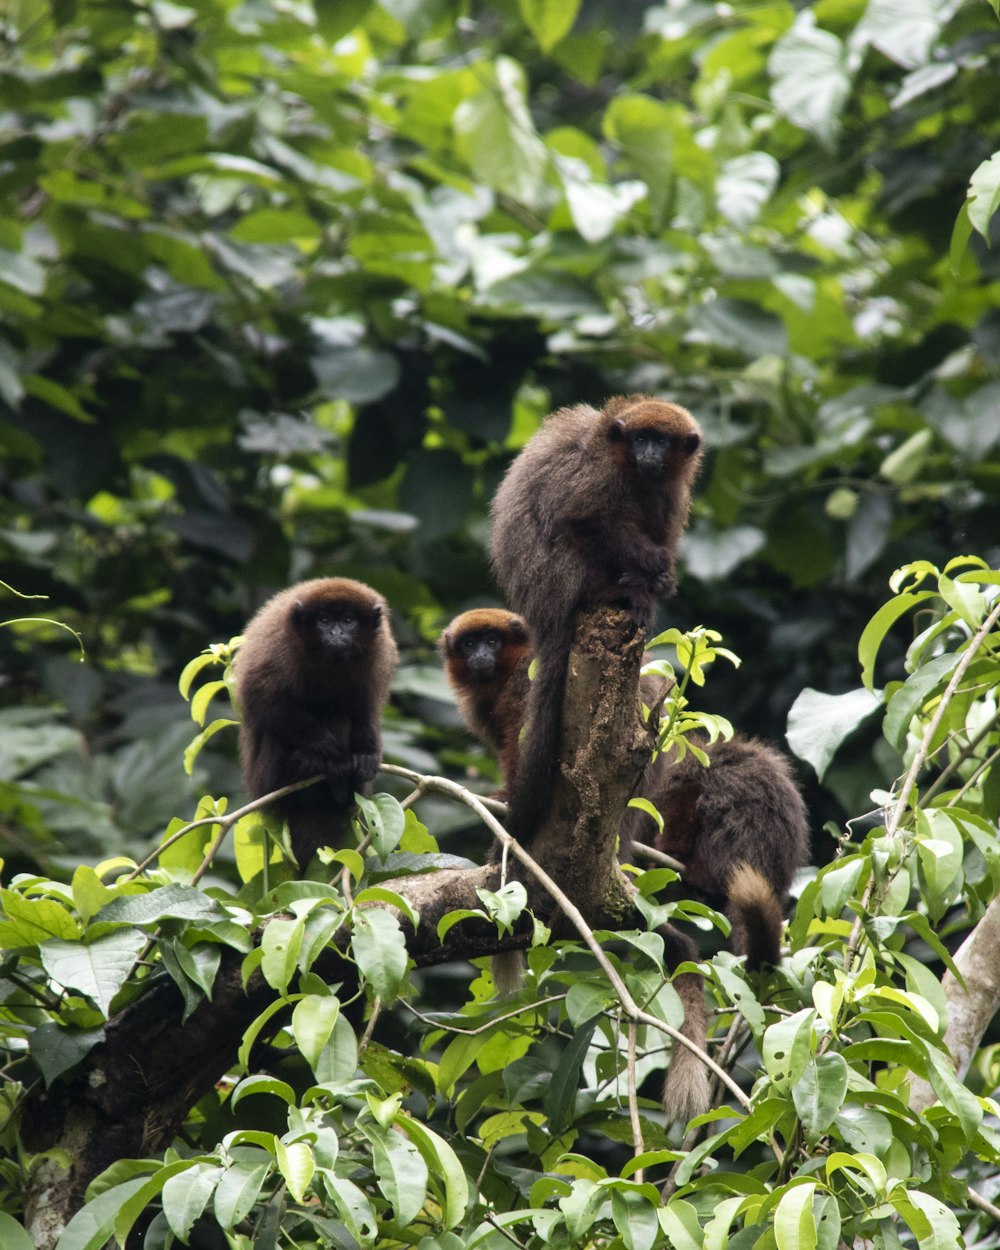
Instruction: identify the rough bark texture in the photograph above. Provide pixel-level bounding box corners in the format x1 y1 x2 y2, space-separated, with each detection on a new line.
909 891 1000 1112
22 606 653 1248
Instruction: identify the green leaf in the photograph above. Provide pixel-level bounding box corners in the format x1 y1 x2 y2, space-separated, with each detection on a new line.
352 908 409 1002
0 889 81 947
610 1187 659 1250
356 793 407 858
96 885 223 927
856 0 950 70
324 1174 378 1244
858 590 937 689
967 150 1000 241
519 0 580 52
774 1181 817 1250
769 12 850 149
275 1139 314 1204
55 1177 148 1250
883 654 957 751
29 1022 103 1086
543 1016 598 1133
792 1054 849 1135
261 916 304 995
454 58 549 207
891 1189 963 1250
39 930 146 1017
785 687 882 780
362 1121 428 1226
213 1159 270 1231
292 994 340 1072
0 1213 33 1250
762 1009 814 1092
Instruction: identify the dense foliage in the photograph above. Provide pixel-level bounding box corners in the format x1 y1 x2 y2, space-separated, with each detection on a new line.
1 0 999 1246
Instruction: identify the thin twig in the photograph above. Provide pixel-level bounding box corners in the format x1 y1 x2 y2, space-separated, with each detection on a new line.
627 1018 645 1180
125 775 325 880
630 841 685 873
968 1185 1000 1222
401 995 565 1037
357 996 381 1058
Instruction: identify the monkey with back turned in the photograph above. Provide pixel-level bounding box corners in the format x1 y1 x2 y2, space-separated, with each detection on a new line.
489 394 703 845
236 577 398 867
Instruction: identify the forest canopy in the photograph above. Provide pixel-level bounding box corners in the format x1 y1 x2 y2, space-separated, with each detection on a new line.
1 0 999 1247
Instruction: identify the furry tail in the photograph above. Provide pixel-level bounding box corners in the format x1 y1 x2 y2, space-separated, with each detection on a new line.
727 861 784 971
503 616 576 844
660 925 710 1123
492 951 527 996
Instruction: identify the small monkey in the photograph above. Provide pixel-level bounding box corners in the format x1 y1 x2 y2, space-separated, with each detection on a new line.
438 608 531 795
236 577 398 866
489 395 703 843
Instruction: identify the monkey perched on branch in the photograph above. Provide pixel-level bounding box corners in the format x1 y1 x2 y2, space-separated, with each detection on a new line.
236 577 398 867
439 608 531 797
490 395 703 845
440 610 808 970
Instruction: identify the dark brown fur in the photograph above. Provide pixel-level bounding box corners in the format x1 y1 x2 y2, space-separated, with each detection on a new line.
619 735 809 971
236 578 398 867
439 609 531 795
489 395 703 844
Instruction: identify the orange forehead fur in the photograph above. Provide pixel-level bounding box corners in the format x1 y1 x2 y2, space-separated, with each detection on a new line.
602 394 699 433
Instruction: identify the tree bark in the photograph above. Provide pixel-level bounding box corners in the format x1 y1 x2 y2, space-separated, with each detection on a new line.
22 606 653 1247
909 891 1000 1112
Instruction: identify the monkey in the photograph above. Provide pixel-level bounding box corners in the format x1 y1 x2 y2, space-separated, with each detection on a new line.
489 394 703 846
619 735 809 971
438 609 531 796
236 577 398 868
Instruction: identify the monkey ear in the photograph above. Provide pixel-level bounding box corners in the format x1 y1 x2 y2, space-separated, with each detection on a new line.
684 433 702 456
370 602 382 624
292 600 306 626
608 418 627 442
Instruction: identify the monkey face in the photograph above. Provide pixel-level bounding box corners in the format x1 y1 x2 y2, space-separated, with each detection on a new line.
625 426 702 477
458 630 503 677
295 599 379 657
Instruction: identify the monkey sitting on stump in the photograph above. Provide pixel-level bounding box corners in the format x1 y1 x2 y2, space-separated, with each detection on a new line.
489 394 703 846
236 577 398 868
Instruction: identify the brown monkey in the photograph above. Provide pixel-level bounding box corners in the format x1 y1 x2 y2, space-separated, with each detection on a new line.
438 609 531 795
236 578 398 867
489 394 703 845
619 735 809 971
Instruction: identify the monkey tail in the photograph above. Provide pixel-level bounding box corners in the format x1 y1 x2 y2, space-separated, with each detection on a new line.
503 616 577 843
659 924 710 1122
727 861 784 971
491 951 527 997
